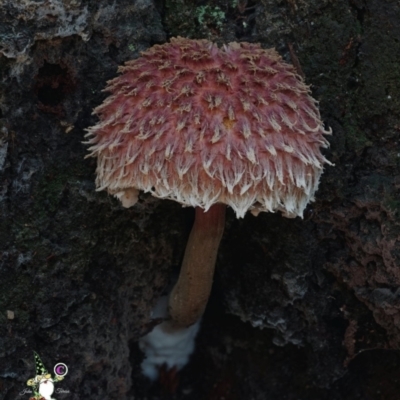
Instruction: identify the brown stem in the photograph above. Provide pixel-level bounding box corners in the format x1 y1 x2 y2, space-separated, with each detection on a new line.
168 204 226 328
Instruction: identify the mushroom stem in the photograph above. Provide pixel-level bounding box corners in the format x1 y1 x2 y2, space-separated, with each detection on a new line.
169 204 226 328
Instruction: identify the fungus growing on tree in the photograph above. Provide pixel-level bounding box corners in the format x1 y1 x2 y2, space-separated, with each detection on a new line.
85 37 332 328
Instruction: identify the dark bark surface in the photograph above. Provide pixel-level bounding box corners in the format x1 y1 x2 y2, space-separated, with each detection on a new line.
1 0 400 399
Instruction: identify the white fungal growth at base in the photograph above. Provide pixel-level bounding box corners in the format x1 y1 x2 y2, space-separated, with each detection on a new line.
139 293 201 380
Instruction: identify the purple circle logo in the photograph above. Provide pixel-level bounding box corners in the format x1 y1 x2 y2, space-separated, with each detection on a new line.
54 363 68 377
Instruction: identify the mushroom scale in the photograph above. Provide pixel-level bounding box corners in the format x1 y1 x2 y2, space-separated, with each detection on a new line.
85 37 332 219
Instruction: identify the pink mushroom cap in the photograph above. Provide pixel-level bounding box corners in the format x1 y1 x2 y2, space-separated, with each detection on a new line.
85 37 332 218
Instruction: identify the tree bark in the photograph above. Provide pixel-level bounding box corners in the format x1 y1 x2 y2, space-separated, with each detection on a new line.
1 0 399 398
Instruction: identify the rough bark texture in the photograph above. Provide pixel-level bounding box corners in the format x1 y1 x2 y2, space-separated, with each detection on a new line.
1 0 399 399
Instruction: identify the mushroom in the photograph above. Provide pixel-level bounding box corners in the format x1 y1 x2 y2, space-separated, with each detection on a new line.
85 37 332 328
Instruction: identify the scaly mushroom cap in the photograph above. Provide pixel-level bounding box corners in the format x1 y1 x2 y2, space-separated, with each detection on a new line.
85 37 332 218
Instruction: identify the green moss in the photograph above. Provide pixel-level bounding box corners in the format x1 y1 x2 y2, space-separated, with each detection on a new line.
0 274 34 312
285 1 400 160
164 0 231 39
195 5 225 27
12 221 40 242
383 197 400 216
36 172 69 214
342 115 372 153
164 0 199 38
